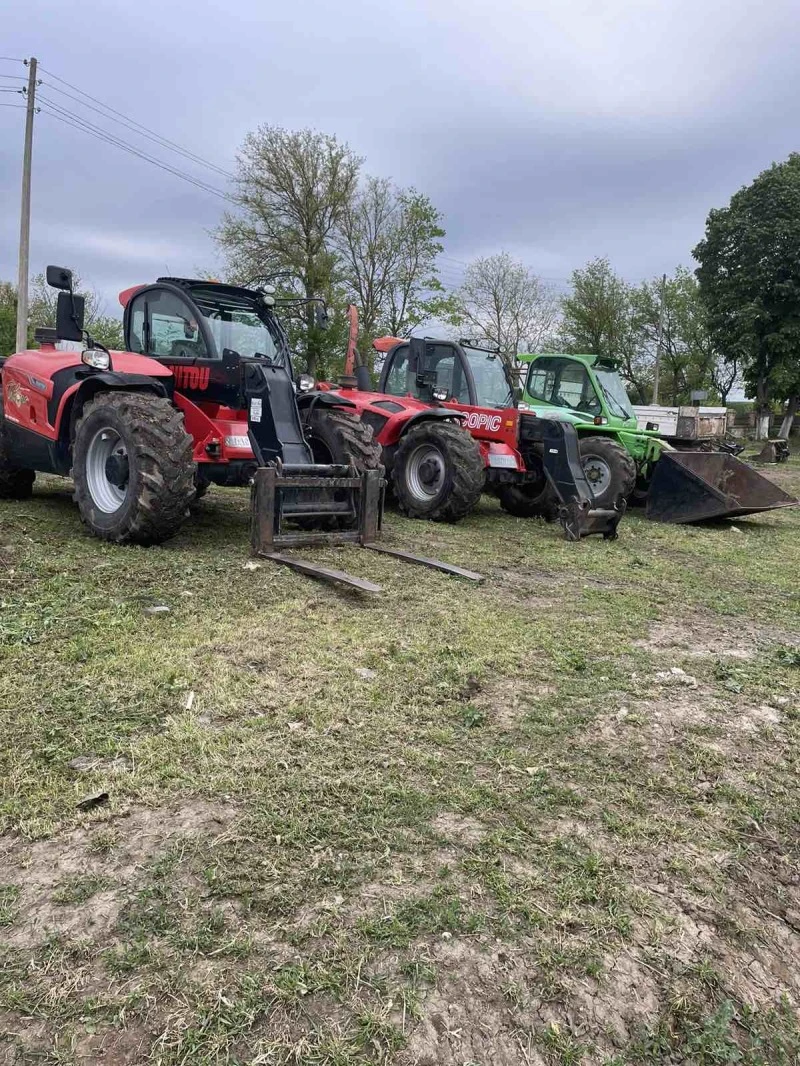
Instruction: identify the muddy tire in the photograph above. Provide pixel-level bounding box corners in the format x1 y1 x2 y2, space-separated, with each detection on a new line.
299 407 383 531
579 435 636 508
497 455 555 519
302 406 383 471
194 471 212 502
71 392 194 545
393 421 484 523
498 482 559 520
0 397 35 500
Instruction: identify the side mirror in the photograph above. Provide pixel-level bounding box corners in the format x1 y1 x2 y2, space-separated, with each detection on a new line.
56 291 85 342
46 265 73 291
315 304 329 331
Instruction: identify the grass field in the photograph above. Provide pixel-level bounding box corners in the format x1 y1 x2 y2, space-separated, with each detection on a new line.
1 456 799 1065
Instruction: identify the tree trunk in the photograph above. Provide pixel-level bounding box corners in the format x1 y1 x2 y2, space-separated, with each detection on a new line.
754 372 770 440
779 395 798 439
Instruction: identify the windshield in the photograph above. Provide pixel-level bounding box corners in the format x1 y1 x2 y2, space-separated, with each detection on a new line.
595 368 636 421
462 346 515 408
190 289 286 365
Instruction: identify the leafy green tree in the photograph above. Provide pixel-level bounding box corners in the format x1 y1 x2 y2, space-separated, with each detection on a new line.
0 282 18 357
216 126 361 377
631 268 725 405
337 179 452 372
560 258 650 402
694 153 800 433
28 272 123 350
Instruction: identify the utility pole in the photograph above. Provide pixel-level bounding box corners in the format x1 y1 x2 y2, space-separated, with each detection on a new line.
652 272 666 405
15 56 37 353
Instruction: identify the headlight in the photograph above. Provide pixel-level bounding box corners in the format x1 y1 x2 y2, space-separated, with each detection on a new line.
81 348 110 370
297 374 315 392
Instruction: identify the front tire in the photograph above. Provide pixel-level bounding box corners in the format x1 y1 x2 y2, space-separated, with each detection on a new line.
72 392 194 545
393 421 484 523
0 396 35 500
579 436 636 508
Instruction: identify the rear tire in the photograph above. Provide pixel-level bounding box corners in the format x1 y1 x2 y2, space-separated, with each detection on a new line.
193 471 212 502
579 435 636 508
0 396 35 500
498 482 559 519
393 421 484 523
299 407 383 530
302 407 383 472
72 392 194 545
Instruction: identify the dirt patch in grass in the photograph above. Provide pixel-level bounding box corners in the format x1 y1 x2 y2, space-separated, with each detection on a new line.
0 800 236 947
430 812 487 846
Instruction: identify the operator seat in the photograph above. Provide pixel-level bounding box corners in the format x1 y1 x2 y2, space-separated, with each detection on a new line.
169 338 208 360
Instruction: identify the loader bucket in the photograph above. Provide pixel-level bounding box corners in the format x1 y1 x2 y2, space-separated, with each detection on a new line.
645 451 798 524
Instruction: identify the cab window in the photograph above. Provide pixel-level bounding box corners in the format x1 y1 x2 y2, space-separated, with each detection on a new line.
526 358 601 416
148 290 208 359
129 290 210 360
128 295 146 354
415 344 468 403
384 347 410 395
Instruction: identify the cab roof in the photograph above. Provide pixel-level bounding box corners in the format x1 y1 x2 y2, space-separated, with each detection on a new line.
518 352 618 370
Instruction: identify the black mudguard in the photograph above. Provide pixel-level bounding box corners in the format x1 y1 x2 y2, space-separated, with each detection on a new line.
296 390 356 410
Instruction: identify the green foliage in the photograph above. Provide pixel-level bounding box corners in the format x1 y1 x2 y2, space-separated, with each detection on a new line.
28 270 123 350
561 259 730 405
338 180 451 371
694 153 800 410
215 125 361 377
216 127 451 378
560 257 651 402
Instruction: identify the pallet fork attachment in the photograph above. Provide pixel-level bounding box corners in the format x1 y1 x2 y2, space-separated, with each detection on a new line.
249 464 484 591
539 419 626 541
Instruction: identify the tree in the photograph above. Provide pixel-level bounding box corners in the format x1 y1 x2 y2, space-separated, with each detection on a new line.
28 271 123 350
452 253 560 373
0 282 18 358
338 178 451 367
216 126 361 377
560 258 651 402
694 153 800 436
631 268 725 405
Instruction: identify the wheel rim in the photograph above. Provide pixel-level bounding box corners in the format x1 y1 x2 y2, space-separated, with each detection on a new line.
582 455 611 496
406 443 446 501
85 427 129 513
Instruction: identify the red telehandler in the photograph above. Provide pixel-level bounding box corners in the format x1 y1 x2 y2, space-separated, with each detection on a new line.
0 268 483 591
314 307 625 539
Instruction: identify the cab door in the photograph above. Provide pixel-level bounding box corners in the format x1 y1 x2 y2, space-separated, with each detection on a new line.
126 287 240 408
380 340 472 405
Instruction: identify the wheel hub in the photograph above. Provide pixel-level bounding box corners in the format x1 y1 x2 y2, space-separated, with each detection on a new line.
85 427 129 513
583 456 611 496
104 453 129 489
407 444 446 500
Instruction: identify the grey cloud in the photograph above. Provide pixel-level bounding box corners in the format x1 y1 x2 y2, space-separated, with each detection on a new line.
2 0 799 310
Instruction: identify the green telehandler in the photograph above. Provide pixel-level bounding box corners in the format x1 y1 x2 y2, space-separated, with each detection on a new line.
516 352 797 524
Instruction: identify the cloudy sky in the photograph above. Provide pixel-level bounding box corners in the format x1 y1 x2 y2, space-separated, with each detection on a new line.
2 0 798 313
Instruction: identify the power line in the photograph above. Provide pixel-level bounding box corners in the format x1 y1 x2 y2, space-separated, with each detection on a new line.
0 103 26 108
39 65 234 180
38 97 235 203
0 74 27 81
0 57 24 64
